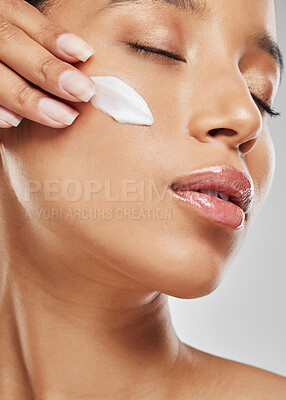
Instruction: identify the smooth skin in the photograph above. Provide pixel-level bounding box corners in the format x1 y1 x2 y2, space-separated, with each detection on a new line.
0 0 286 398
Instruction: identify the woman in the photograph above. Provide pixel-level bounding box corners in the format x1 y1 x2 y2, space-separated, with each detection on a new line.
0 0 285 398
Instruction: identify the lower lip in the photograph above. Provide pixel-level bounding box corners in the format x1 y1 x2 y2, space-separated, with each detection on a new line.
172 190 245 229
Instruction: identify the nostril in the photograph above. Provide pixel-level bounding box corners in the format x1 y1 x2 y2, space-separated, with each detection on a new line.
208 128 237 137
239 138 258 156
208 128 220 137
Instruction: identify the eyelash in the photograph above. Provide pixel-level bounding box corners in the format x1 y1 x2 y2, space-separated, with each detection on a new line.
250 93 280 118
127 41 186 62
128 41 280 118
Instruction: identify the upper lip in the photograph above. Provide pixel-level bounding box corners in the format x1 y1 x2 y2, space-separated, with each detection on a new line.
170 165 254 214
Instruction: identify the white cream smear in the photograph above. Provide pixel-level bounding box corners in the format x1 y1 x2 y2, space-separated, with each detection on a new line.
89 76 154 126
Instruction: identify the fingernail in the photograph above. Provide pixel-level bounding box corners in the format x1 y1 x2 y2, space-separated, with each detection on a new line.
59 70 97 102
0 106 23 127
0 118 13 128
38 98 79 126
56 33 96 62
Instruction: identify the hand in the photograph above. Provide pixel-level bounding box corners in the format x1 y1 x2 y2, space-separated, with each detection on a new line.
0 0 97 129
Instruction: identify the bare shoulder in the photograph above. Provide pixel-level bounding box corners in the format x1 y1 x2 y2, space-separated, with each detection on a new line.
180 343 286 399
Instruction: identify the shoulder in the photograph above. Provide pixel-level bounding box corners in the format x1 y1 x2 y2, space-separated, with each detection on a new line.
180 343 286 399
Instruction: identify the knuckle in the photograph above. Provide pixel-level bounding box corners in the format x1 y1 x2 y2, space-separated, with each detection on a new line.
37 57 60 83
5 0 26 15
0 0 27 28
0 16 18 43
13 85 34 108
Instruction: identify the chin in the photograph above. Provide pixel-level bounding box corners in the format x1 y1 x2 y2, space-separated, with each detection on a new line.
75 221 244 300
126 222 247 300
25 189 250 301
138 247 231 299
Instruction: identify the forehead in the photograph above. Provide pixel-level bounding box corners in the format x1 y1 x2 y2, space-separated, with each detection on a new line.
101 0 275 19
97 0 277 37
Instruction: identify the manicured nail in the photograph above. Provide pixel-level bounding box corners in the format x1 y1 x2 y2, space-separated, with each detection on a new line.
56 33 96 62
59 69 97 102
0 106 23 127
0 118 13 128
38 98 79 126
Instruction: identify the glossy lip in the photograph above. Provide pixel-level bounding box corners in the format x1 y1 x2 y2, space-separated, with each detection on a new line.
170 165 254 215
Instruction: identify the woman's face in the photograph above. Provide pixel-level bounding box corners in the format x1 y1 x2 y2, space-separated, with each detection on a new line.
1 0 280 298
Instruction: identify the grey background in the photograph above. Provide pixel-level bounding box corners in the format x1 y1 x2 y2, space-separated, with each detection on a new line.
169 1 286 377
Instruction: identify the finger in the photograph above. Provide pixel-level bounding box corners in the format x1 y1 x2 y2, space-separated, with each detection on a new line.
0 105 22 127
0 0 95 63
0 17 97 103
0 62 80 128
0 119 14 128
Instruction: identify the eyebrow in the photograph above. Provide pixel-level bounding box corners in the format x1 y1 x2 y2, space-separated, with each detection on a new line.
99 0 210 14
98 0 284 79
249 31 284 80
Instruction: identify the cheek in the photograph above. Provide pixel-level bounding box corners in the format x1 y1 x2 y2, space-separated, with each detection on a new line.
245 126 275 219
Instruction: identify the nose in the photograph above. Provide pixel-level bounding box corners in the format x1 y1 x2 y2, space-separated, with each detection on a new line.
187 68 263 156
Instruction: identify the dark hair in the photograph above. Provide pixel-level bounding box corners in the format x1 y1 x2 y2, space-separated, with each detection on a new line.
25 0 52 13
25 0 44 6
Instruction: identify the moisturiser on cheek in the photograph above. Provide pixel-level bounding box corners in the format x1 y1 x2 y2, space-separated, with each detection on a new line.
89 76 154 126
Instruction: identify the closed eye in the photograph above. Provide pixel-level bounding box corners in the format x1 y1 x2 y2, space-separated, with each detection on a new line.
251 93 280 118
127 41 187 63
127 41 280 118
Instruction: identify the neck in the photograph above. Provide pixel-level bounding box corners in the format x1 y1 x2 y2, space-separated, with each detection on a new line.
0 167 185 400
